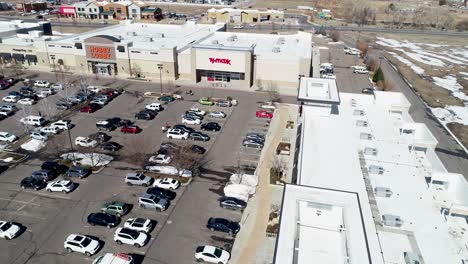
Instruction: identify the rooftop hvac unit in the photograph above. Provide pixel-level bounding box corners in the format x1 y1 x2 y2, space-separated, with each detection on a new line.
360 133 372 140
363 147 378 156
353 109 365 116
382 214 403 227
127 31 137 36
350 99 357 107
356 120 368 127
227 35 237 42
272 47 281 53
211 40 219 44
368 165 384 175
374 187 393 197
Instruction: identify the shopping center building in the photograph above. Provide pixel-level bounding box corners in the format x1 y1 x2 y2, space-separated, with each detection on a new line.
0 20 313 92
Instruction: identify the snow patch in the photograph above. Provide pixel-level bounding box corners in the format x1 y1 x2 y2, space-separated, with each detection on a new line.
224 184 251 202
388 51 425 75
432 75 468 101
60 152 113 167
327 41 344 45
431 107 468 125
21 139 46 152
317 46 329 50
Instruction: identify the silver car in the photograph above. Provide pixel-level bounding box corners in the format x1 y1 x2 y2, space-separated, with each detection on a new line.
138 193 168 211
125 173 153 186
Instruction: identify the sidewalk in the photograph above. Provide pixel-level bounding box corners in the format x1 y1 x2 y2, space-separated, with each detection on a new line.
229 104 290 264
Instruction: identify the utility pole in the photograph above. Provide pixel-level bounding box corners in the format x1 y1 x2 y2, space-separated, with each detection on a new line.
157 63 163 95
50 54 58 82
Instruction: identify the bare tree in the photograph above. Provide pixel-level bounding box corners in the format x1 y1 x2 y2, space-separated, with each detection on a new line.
356 39 369 58
366 55 380 72
169 142 203 172
17 105 33 133
131 63 142 78
328 30 340 42
123 136 154 166
266 82 281 102
39 96 58 119
383 79 396 91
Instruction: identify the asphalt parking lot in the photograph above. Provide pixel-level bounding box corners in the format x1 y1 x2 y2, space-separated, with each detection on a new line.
0 71 295 264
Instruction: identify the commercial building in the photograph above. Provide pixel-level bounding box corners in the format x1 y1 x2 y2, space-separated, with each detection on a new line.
207 7 284 23
274 77 468 263
15 1 48 12
0 20 312 92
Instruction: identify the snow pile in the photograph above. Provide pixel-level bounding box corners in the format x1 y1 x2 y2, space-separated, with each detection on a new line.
224 184 251 202
21 139 46 152
431 107 468 125
327 41 344 45
61 152 113 167
432 75 468 101
230 174 258 190
388 52 425 75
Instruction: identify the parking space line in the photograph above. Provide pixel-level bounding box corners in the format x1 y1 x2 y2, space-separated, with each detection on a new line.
20 191 72 200
0 197 40 206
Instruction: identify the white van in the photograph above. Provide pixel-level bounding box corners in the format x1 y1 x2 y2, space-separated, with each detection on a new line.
92 253 134 264
144 165 192 178
20 116 47 126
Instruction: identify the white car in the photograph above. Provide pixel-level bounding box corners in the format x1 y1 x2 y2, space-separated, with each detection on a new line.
124 218 153 233
50 84 64 90
0 132 17 143
233 25 244 29
208 111 226 118
40 125 62 135
40 88 55 95
145 103 163 112
0 221 21 240
87 86 107 94
36 90 50 98
166 129 189 140
354 68 369 74
195 245 230 264
321 73 336 79
34 80 50 87
351 65 366 70
31 131 48 141
90 99 107 106
153 177 180 190
148 154 171 164
64 234 100 256
114 228 148 248
189 108 206 116
17 98 36 105
46 180 75 193
51 120 72 130
260 102 276 110
75 136 98 148
2 95 20 103
182 116 201 125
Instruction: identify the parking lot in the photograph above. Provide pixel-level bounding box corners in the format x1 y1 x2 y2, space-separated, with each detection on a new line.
0 71 295 264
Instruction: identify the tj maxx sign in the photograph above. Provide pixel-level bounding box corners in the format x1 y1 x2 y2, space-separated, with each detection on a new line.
209 57 231 65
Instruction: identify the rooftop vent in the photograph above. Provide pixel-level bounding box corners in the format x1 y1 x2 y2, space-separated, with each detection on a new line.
374 187 393 198
127 31 137 36
360 133 372 140
276 37 285 45
350 99 357 107
368 165 384 175
272 46 281 53
211 40 219 44
356 120 368 127
382 214 403 227
227 35 237 42
363 147 378 156
353 109 365 116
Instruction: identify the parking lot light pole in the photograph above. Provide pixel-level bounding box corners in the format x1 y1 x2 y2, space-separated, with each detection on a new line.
50 55 58 82
157 63 163 95
67 128 76 164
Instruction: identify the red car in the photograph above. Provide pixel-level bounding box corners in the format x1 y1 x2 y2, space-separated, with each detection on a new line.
79 104 99 113
121 125 140 134
256 110 273 119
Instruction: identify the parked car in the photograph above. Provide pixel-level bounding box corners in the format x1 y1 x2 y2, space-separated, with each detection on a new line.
0 132 17 143
51 120 72 130
40 125 62 135
8 91 23 98
182 116 201 125
46 180 75 193
0 104 16 112
101 201 130 217
90 98 107 106
34 80 50 87
145 103 163 112
65 166 90 178
153 177 180 190
20 176 46 190
107 117 132 128
172 124 194 134
31 169 57 181
80 104 99 113
138 193 168 211
245 133 265 143
184 112 203 120
20 86 35 95
96 120 116 131
189 131 210 141
362 87 375 94
87 212 119 228
206 218 240 235
243 139 264 149
354 68 369 74
166 128 189 140
93 94 110 102
190 144 206 154
146 187 176 200
92 253 134 264
75 136 98 148
208 111 226 118
125 173 153 186
321 73 336 79
201 122 221 132
217 100 232 107
146 166 192 178
124 218 153 234
20 116 46 126
89 132 110 143
31 131 48 141
195 245 230 264
0 221 21 240
113 228 148 248
50 83 63 90
148 154 171 164
0 108 13 117
2 95 20 103
135 110 156 120
219 197 247 211
121 125 140 134
17 98 36 105
101 141 121 151
198 98 214 105
255 110 273 119
159 95 175 103
40 88 55 95
68 95 85 104
36 90 50 98
64 234 100 256
41 161 67 173
56 101 71 110
188 108 206 116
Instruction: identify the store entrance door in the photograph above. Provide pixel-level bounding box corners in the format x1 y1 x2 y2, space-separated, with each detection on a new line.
88 61 117 76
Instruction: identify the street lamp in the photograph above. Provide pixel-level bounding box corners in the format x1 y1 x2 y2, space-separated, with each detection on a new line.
50 54 57 82
157 63 163 95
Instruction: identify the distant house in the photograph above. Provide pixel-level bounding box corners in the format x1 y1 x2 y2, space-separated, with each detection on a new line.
75 1 104 19
16 1 48 12
127 1 147 20
141 7 163 21
102 1 131 20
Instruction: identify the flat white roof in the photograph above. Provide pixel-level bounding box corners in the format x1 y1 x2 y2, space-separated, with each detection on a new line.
195 31 312 60
293 91 468 263
0 20 46 33
52 21 225 51
298 77 340 104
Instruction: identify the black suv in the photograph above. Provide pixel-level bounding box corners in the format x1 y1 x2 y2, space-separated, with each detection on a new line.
201 122 221 132
41 161 68 174
96 121 116 131
107 117 132 127
146 187 177 200
20 86 36 95
87 212 120 228
20 176 47 190
135 110 156 120
207 218 240 235
89 132 110 143
172 124 194 133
